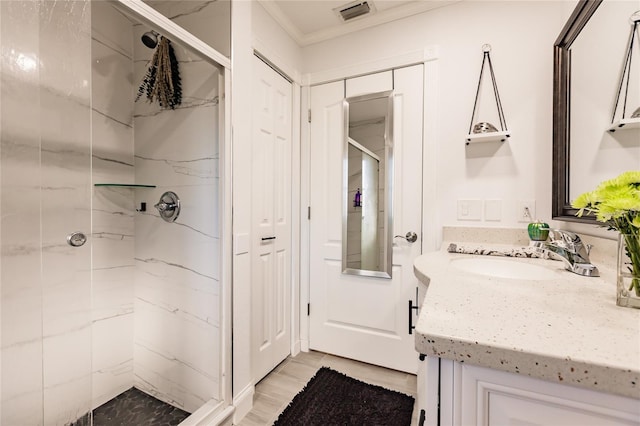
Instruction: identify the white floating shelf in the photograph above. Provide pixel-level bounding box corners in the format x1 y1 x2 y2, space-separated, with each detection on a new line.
465 131 510 145
608 117 640 132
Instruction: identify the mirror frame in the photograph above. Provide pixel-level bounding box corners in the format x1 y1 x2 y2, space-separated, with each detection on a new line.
552 0 602 223
342 90 394 279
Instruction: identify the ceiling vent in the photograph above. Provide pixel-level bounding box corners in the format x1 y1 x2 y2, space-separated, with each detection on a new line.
336 1 373 22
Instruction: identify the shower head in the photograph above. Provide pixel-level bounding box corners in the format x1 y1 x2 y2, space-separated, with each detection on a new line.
141 30 159 49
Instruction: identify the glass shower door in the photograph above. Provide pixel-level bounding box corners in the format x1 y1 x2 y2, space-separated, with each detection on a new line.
1 1 93 425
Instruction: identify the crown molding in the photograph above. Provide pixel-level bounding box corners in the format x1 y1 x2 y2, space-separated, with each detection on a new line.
258 0 460 47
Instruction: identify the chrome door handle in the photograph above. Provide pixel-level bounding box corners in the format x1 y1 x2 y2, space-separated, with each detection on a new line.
67 232 87 247
395 232 418 243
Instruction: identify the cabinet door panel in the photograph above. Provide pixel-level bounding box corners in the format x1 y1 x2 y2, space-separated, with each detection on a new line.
489 392 637 426
457 363 640 426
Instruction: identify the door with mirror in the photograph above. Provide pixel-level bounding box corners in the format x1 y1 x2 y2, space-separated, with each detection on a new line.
309 66 424 374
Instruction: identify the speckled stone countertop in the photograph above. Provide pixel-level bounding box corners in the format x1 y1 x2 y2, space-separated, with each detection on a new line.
414 242 640 399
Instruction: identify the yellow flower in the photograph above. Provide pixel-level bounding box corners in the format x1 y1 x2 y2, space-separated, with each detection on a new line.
611 171 640 187
573 171 640 225
571 191 600 217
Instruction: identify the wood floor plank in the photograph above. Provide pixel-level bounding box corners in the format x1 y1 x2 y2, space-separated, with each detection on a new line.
237 350 418 426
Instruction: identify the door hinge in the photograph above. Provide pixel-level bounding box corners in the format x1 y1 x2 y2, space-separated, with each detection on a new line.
307 206 311 220
307 303 310 316
308 109 311 123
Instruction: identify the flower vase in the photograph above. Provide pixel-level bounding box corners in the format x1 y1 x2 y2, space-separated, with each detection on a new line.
617 233 640 309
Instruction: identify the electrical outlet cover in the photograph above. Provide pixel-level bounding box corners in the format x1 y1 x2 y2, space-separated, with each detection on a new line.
516 200 536 223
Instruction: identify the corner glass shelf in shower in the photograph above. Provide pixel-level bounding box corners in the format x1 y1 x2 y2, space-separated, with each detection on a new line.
94 184 156 188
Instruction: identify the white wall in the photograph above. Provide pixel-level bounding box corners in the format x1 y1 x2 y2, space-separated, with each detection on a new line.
303 1 575 239
252 1 303 80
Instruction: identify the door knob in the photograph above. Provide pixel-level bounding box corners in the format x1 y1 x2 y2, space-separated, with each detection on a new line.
394 231 418 243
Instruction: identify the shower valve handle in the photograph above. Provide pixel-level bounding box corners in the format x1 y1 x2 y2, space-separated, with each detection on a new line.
154 201 177 212
154 191 181 223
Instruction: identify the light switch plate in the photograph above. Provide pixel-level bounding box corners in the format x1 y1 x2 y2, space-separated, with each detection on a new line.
457 199 482 221
485 199 502 221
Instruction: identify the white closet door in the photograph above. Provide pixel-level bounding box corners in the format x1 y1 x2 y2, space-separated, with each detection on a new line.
309 65 424 374
251 55 292 382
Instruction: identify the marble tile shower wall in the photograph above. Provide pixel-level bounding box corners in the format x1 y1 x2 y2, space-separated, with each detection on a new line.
90 2 136 410
1 1 93 425
132 3 221 413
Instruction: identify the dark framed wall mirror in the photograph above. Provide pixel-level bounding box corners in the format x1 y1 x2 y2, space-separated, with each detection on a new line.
553 0 640 223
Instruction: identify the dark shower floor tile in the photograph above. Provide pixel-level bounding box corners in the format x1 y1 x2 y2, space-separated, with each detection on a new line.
90 387 190 426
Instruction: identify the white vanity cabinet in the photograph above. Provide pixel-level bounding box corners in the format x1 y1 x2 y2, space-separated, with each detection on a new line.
420 356 640 426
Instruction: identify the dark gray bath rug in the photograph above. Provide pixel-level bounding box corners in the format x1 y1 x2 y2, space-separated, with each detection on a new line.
274 366 414 426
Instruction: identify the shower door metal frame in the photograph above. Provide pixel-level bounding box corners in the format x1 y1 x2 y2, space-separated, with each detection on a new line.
109 1 234 424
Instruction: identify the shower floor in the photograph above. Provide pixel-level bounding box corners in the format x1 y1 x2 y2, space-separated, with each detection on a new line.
88 387 190 426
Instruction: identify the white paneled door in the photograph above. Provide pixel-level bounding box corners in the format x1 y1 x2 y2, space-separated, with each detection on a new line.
309 65 424 374
251 55 293 383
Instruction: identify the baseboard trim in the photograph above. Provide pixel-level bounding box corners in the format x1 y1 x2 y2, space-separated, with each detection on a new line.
180 399 233 426
232 383 254 424
291 340 301 357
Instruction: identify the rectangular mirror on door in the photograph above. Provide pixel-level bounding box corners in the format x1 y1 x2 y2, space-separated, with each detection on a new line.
342 90 394 279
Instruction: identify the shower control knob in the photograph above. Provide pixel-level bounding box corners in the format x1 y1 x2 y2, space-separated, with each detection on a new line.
154 191 181 222
67 232 87 247
154 202 176 212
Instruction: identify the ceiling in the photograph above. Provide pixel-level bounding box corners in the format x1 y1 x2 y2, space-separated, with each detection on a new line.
258 0 459 47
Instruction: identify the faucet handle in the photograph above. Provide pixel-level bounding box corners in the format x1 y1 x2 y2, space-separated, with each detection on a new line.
586 243 593 256
549 229 581 245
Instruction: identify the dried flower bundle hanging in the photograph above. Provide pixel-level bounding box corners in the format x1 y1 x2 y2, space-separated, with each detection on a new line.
136 36 182 109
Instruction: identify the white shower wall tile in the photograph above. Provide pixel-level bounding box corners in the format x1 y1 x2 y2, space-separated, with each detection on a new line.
1 390 42 426
92 266 135 321
1 3 42 423
92 313 134 409
133 347 219 414
140 0 230 58
135 103 219 166
136 183 219 238
134 210 220 281
92 112 135 184
90 1 137 410
1 341 43 420
132 56 220 116
131 2 222 411
38 1 92 106
134 296 220 380
92 1 134 59
134 148 219 187
92 187 136 239
135 258 220 328
42 326 92 425
133 299 220 411
40 3 94 423
92 38 134 127
133 348 215 413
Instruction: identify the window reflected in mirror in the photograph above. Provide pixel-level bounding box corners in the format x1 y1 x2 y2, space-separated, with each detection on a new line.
343 91 393 278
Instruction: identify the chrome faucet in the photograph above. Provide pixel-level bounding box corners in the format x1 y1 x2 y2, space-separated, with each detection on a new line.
533 230 599 277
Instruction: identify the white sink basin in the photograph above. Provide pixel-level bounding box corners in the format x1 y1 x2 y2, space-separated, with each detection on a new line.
451 257 559 280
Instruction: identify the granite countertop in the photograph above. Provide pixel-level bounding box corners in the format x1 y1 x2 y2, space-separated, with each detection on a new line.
414 244 640 399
